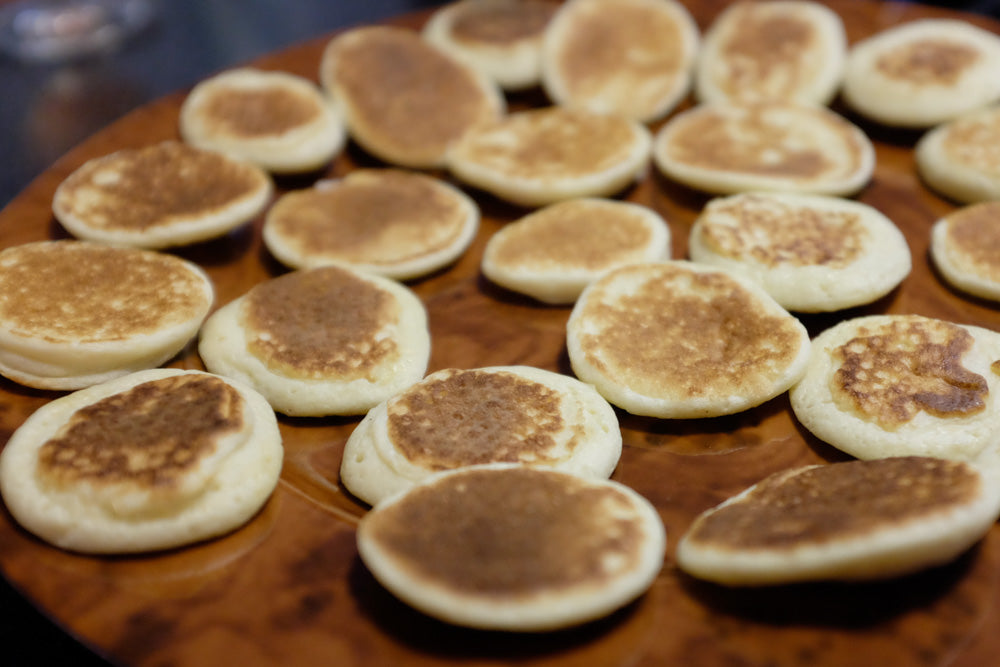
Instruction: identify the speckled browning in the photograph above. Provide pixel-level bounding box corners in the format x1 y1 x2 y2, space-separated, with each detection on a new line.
202 86 322 137
940 111 1000 172
876 39 979 85
717 6 815 99
365 467 644 596
831 318 988 429
687 457 980 549
942 202 1000 282
450 1 555 45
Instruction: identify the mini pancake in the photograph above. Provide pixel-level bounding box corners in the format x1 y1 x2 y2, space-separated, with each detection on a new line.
0 240 213 390
566 260 811 419
422 0 558 91
356 464 666 631
915 105 1000 204
340 365 622 506
676 457 1000 586
482 197 671 304
319 25 505 169
198 265 430 417
931 201 1000 301
179 67 346 174
52 140 272 249
447 105 651 207
841 19 1000 129
694 0 846 106
789 314 1000 462
652 101 875 196
262 169 479 280
688 192 911 312
0 368 283 554
540 0 699 123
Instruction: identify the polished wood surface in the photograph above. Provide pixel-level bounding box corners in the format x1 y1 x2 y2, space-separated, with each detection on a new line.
3 2 1000 665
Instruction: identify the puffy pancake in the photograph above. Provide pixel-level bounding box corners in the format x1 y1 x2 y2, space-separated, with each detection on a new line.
179 67 346 173
0 240 213 390
789 314 1000 462
540 0 698 123
652 101 875 196
694 0 846 105
931 201 1000 301
915 105 1000 204
447 105 651 207
262 169 479 280
340 365 622 506
566 260 811 418
841 19 1000 129
356 464 665 631
319 25 505 169
481 197 670 304
676 457 1000 586
52 140 272 249
0 368 283 554
198 265 430 416
688 192 911 312
422 0 558 91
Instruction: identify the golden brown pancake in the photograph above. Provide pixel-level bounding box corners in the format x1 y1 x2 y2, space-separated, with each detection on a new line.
930 201 1000 301
916 105 1000 204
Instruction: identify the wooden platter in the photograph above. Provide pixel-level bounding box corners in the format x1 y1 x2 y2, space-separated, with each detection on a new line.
3 2 1000 665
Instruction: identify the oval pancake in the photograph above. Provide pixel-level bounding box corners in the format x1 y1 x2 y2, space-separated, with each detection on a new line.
179 67 346 174
341 365 622 506
0 368 283 554
52 140 272 249
688 192 911 312
694 0 846 106
677 457 1000 586
540 0 698 123
915 105 1000 204
841 19 1000 129
447 105 651 207
356 464 666 631
566 260 811 419
198 265 430 417
930 201 1000 301
422 0 558 91
319 25 505 169
0 240 214 390
482 197 671 304
789 314 1000 462
652 101 874 196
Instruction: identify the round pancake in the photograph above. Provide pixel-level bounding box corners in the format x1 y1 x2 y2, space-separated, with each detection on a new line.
262 169 479 280
356 464 665 631
340 365 622 506
566 260 811 418
789 314 1000 462
652 101 875 196
676 457 1000 586
447 105 652 207
0 368 283 554
688 192 911 312
422 0 558 91
198 265 430 416
694 0 846 106
319 25 505 169
179 67 346 174
0 240 214 390
540 0 699 123
915 105 1000 204
841 19 1000 129
931 201 1000 301
482 197 671 304
52 140 272 249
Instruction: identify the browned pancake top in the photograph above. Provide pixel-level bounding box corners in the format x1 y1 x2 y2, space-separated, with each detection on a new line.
699 196 867 268
876 38 979 85
37 374 244 491
0 242 210 344
831 317 989 429
387 369 577 469
364 467 646 596
941 110 1000 173
450 0 556 45
577 263 804 398
244 266 399 380
201 85 323 137
687 457 980 549
942 202 1000 281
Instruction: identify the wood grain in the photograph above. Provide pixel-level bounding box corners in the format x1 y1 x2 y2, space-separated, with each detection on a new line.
2 2 1000 665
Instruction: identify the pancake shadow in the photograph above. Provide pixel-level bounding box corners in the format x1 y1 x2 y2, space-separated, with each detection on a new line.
828 95 926 149
171 221 256 268
475 270 572 311
793 285 907 339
